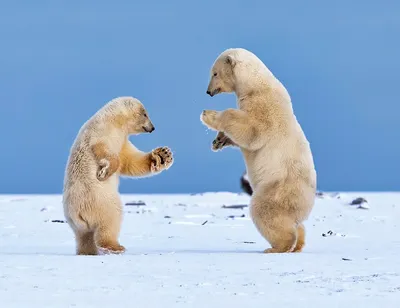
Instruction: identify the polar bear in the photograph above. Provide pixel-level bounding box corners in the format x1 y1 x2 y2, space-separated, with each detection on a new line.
63 96 173 255
201 48 317 253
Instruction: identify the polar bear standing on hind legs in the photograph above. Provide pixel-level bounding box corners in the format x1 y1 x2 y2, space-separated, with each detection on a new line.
63 96 173 255
201 48 317 253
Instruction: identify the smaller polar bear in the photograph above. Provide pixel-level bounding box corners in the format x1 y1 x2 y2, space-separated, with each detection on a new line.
201 48 316 253
63 96 173 255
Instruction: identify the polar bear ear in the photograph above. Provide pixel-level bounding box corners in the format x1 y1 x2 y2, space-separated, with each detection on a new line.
225 55 236 68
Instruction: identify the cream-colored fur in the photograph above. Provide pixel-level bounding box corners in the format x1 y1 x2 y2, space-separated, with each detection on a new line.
201 48 316 253
63 96 173 255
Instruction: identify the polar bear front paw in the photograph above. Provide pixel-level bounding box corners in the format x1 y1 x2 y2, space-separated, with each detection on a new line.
200 110 219 131
212 132 231 151
150 147 174 173
97 159 111 181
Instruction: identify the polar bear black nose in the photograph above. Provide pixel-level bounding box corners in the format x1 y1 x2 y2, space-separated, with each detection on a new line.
150 126 155 132
206 90 211 95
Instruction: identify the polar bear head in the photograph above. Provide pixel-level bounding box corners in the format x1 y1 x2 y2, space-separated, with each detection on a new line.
105 97 155 135
122 97 155 134
206 50 237 97
206 48 276 98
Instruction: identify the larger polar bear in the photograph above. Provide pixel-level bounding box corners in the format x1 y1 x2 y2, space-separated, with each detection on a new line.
63 96 173 255
201 48 317 253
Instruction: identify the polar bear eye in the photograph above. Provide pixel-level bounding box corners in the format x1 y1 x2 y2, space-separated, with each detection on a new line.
143 113 148 118
213 72 218 77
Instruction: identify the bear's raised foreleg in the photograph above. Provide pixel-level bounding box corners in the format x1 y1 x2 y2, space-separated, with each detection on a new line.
211 131 237 152
201 109 263 151
119 141 173 177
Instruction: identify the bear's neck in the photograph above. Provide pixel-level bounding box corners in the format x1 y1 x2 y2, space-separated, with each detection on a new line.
235 81 293 114
235 81 269 102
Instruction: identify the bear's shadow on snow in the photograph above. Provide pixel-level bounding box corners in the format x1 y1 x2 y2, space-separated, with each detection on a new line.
1 248 317 256
126 249 261 255
0 248 260 256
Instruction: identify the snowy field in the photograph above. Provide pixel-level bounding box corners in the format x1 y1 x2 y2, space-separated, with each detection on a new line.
1 192 400 307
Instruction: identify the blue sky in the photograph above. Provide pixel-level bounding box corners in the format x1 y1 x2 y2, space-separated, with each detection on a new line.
1 1 399 194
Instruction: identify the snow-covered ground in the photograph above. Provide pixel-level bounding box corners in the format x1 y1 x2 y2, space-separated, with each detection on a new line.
0 192 400 307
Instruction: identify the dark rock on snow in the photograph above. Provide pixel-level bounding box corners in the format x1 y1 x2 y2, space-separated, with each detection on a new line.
350 197 368 205
222 204 248 209
125 201 146 206
240 172 253 196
